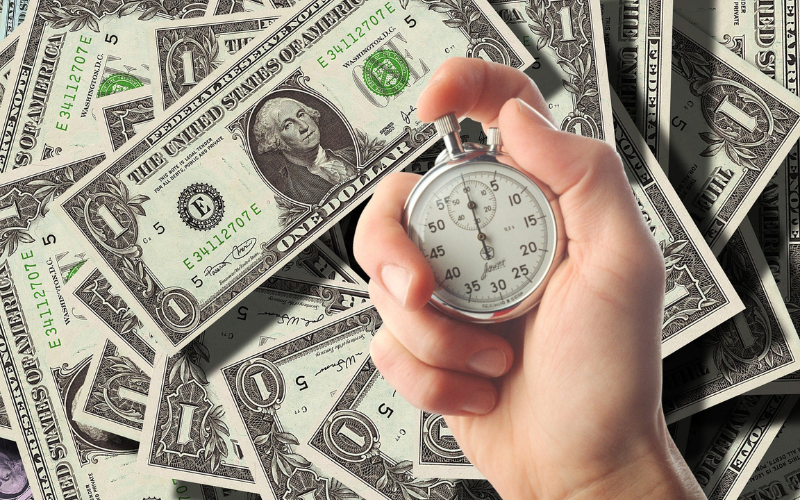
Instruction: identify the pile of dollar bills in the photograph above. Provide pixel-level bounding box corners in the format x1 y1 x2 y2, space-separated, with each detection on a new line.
0 0 791 497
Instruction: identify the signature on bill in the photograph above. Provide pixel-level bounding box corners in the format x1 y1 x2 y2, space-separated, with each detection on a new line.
205 237 257 276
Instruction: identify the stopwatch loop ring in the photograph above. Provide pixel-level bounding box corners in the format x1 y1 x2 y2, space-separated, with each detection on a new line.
434 113 464 158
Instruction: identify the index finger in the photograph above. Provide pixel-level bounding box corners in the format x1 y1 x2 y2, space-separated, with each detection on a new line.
416 57 554 127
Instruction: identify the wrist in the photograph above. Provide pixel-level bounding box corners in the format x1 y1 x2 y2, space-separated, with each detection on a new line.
564 418 705 500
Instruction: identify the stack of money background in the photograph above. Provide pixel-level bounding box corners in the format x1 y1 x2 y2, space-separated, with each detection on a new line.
0 0 790 497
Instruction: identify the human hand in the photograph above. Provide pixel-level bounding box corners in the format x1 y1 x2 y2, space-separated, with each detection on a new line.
353 58 705 500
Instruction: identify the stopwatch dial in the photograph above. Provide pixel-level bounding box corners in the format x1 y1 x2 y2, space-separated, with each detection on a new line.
413 164 555 314
446 180 497 230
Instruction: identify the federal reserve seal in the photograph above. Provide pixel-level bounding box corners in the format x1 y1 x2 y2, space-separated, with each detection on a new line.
97 73 144 97
177 183 224 231
362 49 409 97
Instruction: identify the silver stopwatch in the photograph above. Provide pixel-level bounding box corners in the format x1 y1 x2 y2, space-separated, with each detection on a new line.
403 114 565 323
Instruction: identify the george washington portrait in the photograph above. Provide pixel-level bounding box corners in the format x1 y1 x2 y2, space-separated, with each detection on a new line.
248 91 358 205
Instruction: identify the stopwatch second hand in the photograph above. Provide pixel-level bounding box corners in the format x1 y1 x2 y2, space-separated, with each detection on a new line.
461 175 492 260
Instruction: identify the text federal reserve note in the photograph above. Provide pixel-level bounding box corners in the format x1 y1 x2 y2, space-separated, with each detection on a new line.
602 0 672 169
736 398 800 500
662 221 800 423
0 156 253 500
151 11 281 112
682 395 798 500
668 15 800 254
612 91 743 355
0 0 207 172
56 0 532 354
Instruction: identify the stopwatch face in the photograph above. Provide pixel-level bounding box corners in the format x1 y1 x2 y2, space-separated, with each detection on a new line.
406 160 559 321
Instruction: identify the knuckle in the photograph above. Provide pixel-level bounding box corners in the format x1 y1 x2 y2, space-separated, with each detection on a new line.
408 371 452 411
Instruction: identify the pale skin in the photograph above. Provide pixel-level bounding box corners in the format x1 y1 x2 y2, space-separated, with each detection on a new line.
353 58 706 500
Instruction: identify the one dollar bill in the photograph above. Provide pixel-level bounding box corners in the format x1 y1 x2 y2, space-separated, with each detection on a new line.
56 0 533 354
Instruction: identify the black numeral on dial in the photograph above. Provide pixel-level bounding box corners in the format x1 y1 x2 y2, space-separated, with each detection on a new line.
428 219 446 232
445 267 461 280
429 245 445 259
521 242 538 255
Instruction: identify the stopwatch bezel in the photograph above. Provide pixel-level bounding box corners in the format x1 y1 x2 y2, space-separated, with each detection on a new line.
403 146 564 323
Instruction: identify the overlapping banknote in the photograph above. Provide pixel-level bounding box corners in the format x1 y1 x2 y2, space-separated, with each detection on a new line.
0 0 795 494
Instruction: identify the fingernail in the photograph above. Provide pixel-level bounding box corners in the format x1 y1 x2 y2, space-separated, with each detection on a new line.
461 389 496 415
467 349 507 377
515 98 558 130
381 265 411 307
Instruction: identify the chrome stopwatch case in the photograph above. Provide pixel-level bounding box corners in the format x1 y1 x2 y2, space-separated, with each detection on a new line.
403 114 565 323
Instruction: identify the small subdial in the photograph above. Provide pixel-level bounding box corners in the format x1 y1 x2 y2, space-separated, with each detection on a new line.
446 180 496 230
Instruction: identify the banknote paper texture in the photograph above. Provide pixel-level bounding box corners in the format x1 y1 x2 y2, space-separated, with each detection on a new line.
218 304 379 499
205 0 272 17
0 157 251 500
737 398 800 500
2 0 27 40
668 15 800 254
683 395 798 500
601 0 672 168
72 238 363 440
663 221 800 423
0 0 208 173
77 335 152 440
675 0 799 299
56 0 532 354
151 11 281 112
299 356 500 500
487 0 614 143
612 91 743 355
95 85 157 153
0 32 19 107
413 411 483 479
139 276 369 489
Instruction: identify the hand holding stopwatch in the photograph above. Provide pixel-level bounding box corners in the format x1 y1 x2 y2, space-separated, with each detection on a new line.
402 114 565 323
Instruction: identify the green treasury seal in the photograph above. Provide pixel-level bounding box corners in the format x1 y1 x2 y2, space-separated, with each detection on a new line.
362 49 410 97
97 73 144 97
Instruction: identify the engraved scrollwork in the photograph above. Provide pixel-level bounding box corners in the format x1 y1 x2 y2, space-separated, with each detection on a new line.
38 0 205 33
404 124 437 148
155 287 201 334
422 413 464 459
673 50 791 170
322 409 381 463
526 0 601 138
721 34 745 59
467 37 510 65
163 29 222 106
51 357 138 465
260 243 279 269
234 358 286 413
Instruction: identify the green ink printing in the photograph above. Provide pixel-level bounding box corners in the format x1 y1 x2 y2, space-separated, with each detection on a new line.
362 49 410 97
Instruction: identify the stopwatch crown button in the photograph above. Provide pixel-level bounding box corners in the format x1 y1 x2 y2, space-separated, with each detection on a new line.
434 113 460 137
487 128 502 148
